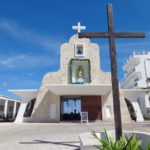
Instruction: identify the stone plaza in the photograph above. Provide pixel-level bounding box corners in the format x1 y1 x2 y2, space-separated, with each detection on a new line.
0 122 150 150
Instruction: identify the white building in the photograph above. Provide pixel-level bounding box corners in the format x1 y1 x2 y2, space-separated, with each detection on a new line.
0 95 20 121
121 51 150 120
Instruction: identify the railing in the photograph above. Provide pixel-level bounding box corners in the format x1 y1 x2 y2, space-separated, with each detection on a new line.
123 57 140 72
121 69 137 84
126 68 136 78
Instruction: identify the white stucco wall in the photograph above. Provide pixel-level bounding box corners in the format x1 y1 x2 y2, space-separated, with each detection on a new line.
31 90 60 122
122 90 146 121
138 93 150 119
16 34 131 123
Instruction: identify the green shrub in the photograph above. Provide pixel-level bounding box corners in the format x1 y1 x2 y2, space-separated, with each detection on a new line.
92 130 150 150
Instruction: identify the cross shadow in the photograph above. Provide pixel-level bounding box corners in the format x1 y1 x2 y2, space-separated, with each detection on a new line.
20 140 80 149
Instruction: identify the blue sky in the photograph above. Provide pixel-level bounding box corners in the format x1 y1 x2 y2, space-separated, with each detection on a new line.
0 0 150 98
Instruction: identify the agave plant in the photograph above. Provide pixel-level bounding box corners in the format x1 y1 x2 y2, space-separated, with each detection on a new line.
92 129 150 150
146 144 150 150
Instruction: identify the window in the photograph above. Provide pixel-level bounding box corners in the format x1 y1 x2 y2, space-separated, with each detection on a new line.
9 106 13 112
0 105 4 111
75 44 85 57
134 82 138 86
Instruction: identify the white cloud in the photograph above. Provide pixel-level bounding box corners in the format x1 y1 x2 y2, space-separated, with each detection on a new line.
0 54 26 68
0 53 56 69
1 80 40 88
2 82 8 86
0 19 64 52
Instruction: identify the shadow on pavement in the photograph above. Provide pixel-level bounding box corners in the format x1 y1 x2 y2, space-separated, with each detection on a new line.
20 140 80 149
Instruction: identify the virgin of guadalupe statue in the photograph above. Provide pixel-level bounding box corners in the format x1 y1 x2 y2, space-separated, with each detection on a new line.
77 66 84 83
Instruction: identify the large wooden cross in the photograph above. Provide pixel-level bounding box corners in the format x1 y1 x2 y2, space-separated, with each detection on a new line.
79 3 145 140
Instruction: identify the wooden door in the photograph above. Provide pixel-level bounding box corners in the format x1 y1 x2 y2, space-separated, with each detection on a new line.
81 96 102 120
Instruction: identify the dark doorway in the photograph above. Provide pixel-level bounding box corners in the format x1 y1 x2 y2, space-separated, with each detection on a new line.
125 98 137 121
61 97 81 121
24 98 36 117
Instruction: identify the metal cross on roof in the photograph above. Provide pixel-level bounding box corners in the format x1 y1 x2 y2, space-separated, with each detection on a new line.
72 22 86 33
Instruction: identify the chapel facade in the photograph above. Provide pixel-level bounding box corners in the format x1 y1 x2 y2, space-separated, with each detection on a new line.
12 33 131 123
10 29 131 123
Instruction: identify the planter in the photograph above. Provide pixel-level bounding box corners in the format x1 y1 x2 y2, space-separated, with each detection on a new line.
79 130 150 150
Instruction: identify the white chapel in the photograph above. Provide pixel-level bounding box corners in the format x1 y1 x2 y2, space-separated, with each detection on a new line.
10 23 131 123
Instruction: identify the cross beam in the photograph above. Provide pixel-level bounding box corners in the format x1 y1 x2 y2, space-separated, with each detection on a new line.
79 3 145 140
79 32 145 38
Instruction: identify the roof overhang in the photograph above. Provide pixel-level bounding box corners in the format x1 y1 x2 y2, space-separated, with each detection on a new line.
9 89 38 102
122 88 149 95
8 84 112 101
122 89 149 100
45 84 112 95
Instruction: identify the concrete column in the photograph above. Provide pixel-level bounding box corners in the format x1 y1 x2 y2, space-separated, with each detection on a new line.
15 102 27 123
13 101 17 118
132 101 144 122
4 100 8 118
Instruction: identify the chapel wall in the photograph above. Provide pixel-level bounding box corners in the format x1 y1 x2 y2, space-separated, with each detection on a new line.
31 90 60 122
41 34 111 85
101 88 131 122
119 89 131 122
101 91 114 121
22 34 131 123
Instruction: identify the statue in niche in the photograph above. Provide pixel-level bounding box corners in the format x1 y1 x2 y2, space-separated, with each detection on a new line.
77 66 84 83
